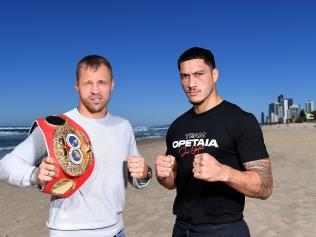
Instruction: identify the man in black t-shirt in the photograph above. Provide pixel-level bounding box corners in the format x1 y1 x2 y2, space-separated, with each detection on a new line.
155 47 273 237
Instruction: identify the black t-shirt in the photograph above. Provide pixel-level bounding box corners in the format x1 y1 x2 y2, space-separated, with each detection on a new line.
166 100 269 224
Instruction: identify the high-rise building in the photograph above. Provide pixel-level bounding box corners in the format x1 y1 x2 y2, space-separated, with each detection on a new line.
268 102 283 123
261 112 265 124
275 95 292 123
277 103 283 120
283 99 289 122
277 94 284 103
268 103 276 123
288 105 301 121
287 98 293 107
305 100 314 113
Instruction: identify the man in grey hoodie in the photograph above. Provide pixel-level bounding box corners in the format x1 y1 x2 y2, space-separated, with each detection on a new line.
0 55 152 237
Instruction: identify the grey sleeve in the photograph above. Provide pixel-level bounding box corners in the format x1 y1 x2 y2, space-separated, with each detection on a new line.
0 127 47 187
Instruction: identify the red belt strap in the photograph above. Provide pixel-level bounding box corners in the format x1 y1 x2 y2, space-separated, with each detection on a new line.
31 115 95 198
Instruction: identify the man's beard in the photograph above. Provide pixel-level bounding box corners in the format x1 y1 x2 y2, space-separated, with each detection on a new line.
81 96 106 113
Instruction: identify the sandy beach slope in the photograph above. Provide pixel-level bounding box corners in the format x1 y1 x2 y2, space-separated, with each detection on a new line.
0 123 315 237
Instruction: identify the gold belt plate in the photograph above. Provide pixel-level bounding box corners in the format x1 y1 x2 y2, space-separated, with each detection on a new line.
53 123 93 177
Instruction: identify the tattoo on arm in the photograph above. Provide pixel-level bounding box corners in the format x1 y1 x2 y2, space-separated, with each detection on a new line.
244 159 273 199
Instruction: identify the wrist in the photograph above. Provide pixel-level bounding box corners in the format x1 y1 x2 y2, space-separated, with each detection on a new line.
133 165 152 189
157 175 168 182
220 165 231 182
30 167 41 188
138 165 152 181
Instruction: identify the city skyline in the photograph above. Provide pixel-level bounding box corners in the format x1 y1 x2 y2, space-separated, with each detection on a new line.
266 94 314 124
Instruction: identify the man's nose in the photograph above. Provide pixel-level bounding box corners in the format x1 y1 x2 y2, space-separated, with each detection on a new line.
188 76 196 87
91 83 99 93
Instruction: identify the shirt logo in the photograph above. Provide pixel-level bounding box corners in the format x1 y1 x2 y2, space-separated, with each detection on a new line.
172 139 218 148
172 132 219 158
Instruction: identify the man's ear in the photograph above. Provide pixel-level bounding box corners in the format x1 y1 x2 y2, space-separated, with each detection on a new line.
212 68 219 83
111 79 115 91
75 81 79 92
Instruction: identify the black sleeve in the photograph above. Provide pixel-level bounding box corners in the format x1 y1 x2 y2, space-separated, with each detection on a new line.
235 113 269 163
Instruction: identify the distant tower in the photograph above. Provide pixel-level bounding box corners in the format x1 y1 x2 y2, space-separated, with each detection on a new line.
283 99 289 122
305 100 314 113
261 112 265 124
268 102 282 123
277 95 291 123
268 103 276 123
277 94 284 103
287 98 293 107
288 105 301 121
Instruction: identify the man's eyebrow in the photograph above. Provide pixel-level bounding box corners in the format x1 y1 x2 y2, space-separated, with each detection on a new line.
180 70 205 75
193 70 204 73
180 72 189 75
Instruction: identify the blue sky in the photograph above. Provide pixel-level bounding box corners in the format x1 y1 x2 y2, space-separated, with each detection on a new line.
0 0 315 126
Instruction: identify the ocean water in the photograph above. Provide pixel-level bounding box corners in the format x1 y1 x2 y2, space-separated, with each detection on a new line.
0 127 29 158
0 125 169 159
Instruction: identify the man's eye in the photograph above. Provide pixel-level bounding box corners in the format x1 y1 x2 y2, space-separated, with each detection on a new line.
83 81 92 86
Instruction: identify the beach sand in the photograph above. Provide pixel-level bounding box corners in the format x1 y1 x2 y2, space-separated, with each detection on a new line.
1 123 316 237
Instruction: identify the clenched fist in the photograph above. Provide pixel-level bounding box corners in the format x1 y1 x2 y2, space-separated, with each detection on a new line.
193 153 229 182
37 157 59 186
155 155 176 179
128 156 148 180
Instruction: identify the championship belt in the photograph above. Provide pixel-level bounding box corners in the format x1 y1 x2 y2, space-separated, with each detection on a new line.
30 115 95 198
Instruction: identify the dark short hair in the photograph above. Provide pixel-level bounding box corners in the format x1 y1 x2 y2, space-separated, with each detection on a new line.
177 47 216 70
76 55 113 81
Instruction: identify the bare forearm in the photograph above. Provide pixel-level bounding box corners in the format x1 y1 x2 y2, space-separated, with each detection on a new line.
222 159 273 200
157 175 176 190
222 166 265 198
